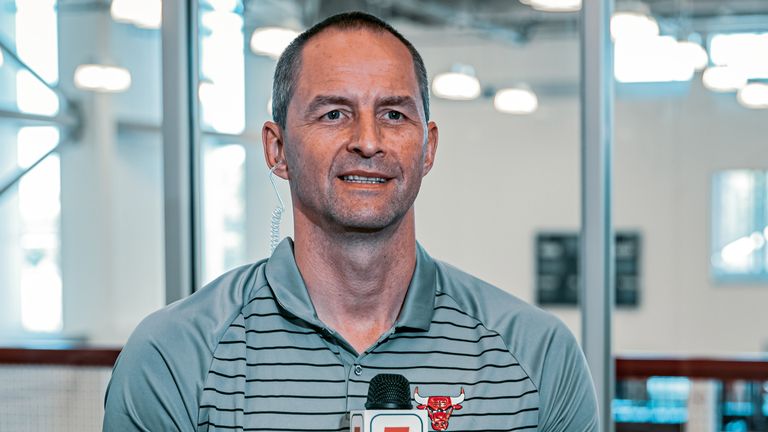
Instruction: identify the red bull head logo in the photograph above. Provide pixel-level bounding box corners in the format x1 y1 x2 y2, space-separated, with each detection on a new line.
413 386 465 431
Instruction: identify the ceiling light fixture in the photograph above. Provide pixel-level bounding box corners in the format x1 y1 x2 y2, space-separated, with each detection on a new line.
737 83 768 109
611 11 659 41
702 66 747 92
493 88 538 114
527 0 581 12
614 36 695 83
676 41 708 71
74 64 132 93
432 65 481 101
250 27 300 59
710 32 768 80
110 0 161 29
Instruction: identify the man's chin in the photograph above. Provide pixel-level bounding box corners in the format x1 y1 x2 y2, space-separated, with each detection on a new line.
329 211 405 234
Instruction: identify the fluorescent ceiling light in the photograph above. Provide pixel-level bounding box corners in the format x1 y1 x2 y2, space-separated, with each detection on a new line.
710 33 768 79
0 49 4 67
702 66 747 92
528 0 581 12
737 83 768 109
432 68 481 101
614 36 694 83
677 41 708 71
611 12 659 41
74 64 132 93
110 0 162 30
493 88 538 114
250 27 300 59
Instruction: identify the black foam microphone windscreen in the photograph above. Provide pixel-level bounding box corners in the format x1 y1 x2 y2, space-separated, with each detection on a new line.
365 373 413 410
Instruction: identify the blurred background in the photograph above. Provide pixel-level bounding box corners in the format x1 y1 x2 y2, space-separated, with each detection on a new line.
0 0 767 430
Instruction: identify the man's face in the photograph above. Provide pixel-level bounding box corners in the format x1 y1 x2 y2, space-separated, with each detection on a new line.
279 28 438 233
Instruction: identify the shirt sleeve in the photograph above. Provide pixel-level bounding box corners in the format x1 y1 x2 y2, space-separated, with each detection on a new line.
102 264 257 431
103 316 199 432
536 322 600 432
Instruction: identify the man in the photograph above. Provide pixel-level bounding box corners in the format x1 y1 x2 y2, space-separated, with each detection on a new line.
104 11 598 432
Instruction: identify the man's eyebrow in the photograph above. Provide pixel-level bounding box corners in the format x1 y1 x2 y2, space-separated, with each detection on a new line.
305 95 353 114
378 95 419 111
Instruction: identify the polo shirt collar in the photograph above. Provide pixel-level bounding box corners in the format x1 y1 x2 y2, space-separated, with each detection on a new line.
264 238 436 332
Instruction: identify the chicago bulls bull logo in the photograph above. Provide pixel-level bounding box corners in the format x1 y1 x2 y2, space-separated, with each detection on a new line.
413 386 464 431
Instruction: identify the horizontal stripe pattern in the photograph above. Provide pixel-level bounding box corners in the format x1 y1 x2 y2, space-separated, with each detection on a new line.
197 286 539 432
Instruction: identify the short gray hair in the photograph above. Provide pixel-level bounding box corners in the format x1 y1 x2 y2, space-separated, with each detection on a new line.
271 11 430 129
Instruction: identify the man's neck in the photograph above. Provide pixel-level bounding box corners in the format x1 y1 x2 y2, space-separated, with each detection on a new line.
293 210 417 354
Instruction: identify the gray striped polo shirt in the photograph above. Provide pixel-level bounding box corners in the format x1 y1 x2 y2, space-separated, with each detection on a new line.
104 239 598 432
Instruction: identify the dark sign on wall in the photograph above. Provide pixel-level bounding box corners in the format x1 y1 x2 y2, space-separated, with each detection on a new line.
535 232 641 307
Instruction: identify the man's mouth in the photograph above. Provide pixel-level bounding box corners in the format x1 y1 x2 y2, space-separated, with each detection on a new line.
340 175 388 184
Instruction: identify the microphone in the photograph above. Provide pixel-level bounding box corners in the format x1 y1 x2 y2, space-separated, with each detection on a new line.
349 374 428 432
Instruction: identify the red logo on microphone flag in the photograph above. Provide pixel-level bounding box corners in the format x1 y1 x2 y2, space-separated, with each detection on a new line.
383 428 410 432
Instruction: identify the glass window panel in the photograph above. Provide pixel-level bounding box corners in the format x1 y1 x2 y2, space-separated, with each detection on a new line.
613 0 768 406
0 0 165 345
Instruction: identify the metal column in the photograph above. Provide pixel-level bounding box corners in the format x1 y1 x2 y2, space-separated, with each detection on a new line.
161 0 201 303
580 0 615 431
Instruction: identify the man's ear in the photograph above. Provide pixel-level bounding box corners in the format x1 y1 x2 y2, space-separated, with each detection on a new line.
422 120 439 176
262 121 289 179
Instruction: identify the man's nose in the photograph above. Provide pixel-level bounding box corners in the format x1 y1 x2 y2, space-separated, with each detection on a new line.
348 113 383 158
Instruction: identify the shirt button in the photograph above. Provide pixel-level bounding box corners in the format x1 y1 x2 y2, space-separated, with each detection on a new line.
354 364 363 376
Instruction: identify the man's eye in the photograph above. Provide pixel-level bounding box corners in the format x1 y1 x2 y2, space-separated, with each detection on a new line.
387 111 403 120
324 110 341 120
